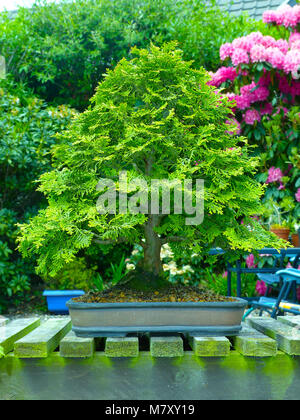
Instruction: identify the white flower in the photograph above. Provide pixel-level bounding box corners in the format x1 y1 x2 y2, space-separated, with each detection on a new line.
161 244 174 259
182 265 194 273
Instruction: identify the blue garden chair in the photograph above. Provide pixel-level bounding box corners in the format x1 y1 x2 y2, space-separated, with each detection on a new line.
243 268 300 320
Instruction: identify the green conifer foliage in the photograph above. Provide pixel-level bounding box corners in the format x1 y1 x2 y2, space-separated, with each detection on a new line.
18 44 285 287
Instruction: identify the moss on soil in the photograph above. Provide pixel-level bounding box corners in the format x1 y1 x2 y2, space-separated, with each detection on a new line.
73 284 235 304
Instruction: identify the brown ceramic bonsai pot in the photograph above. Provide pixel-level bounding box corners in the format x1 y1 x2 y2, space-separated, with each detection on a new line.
270 227 290 241
67 298 248 338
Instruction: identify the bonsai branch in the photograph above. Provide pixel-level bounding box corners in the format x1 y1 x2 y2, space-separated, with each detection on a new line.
161 236 188 245
93 236 128 245
93 235 146 249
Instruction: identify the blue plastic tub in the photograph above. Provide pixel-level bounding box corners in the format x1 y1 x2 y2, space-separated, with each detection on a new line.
43 290 85 314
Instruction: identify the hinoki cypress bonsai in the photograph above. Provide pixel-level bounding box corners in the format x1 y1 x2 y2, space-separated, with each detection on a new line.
18 43 285 292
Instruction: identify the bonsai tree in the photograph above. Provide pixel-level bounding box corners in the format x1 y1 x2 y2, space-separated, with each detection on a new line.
18 43 285 290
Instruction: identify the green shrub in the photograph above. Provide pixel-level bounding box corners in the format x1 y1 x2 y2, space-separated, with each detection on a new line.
202 270 257 298
0 78 75 312
43 257 97 291
0 0 270 109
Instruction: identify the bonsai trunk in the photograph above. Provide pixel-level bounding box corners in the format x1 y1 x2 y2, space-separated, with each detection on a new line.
126 215 166 290
142 215 163 277
134 153 165 286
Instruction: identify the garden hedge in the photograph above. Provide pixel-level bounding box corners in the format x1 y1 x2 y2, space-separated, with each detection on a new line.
0 0 271 110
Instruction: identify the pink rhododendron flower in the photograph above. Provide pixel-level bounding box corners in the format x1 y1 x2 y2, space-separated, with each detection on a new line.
240 81 256 96
296 188 300 203
231 48 249 66
267 4 300 28
222 271 228 279
256 280 267 296
208 67 237 87
235 94 251 110
266 47 285 69
282 5 299 27
243 109 261 125
220 43 233 60
247 32 264 43
261 36 277 49
289 32 300 46
253 86 269 102
246 254 257 268
250 45 267 62
239 82 265 105
283 50 300 75
291 40 300 50
276 39 289 54
266 167 283 184
262 10 277 24
276 5 290 25
232 37 254 52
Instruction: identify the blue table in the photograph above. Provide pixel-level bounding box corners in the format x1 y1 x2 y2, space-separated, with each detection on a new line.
209 248 300 298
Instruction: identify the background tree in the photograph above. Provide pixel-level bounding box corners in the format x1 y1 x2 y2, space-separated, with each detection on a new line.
18 44 285 290
0 0 271 110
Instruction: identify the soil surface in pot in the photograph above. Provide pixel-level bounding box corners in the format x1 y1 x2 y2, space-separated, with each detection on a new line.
73 284 236 304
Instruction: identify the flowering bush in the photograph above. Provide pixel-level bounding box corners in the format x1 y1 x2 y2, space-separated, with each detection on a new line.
208 4 300 226
256 280 267 296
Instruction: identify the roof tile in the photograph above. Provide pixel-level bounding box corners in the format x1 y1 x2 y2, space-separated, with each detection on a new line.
209 0 288 20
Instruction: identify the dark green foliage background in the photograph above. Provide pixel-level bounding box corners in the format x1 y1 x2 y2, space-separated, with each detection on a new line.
0 0 270 110
0 78 75 311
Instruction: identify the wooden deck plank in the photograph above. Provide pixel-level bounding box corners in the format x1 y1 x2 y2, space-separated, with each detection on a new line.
189 336 230 357
232 325 277 357
150 335 184 357
14 318 71 358
277 316 300 329
105 337 139 357
0 318 40 357
0 317 9 327
60 331 95 358
248 317 300 356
